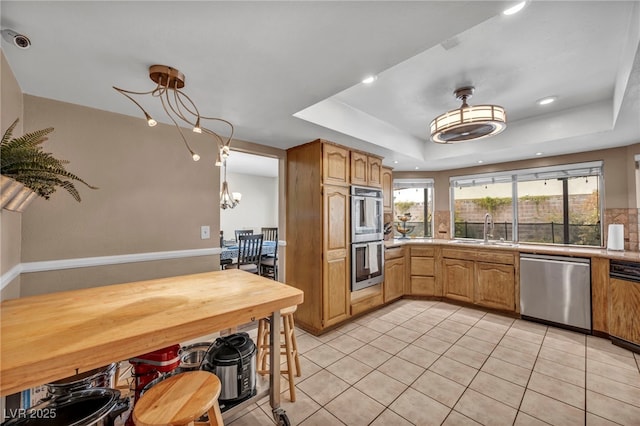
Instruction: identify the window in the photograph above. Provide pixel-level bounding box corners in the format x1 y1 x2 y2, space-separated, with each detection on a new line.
451 161 603 246
393 179 434 238
453 180 514 241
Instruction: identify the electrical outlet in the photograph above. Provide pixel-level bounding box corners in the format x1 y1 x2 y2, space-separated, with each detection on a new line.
200 225 210 240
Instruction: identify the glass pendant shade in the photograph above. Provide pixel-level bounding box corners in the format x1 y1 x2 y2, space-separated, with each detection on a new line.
220 160 241 209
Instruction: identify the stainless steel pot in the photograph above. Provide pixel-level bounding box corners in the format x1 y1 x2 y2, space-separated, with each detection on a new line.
179 342 212 371
1 388 129 426
46 363 118 397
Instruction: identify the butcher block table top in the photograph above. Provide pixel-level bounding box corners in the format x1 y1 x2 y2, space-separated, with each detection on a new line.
0 269 304 396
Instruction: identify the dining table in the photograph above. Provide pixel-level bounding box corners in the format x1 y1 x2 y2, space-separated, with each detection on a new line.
0 269 303 424
220 240 277 261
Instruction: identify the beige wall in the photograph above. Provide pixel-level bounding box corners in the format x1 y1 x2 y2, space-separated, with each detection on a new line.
3 90 285 297
396 144 640 211
17 95 221 295
1 52 287 298
1 51 24 300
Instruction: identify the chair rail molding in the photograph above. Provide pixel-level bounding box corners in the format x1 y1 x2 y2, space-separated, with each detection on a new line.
0 247 221 290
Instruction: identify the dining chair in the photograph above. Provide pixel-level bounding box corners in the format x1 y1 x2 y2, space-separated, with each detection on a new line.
260 227 278 280
219 230 233 270
234 229 253 242
235 234 263 274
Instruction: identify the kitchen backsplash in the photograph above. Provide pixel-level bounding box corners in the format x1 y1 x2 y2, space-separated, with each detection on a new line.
604 208 639 252
435 210 451 240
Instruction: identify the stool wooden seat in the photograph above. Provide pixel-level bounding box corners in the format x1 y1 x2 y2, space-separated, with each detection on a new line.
256 306 301 402
133 371 224 426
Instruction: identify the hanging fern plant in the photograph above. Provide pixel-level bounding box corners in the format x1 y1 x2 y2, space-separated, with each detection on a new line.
1 118 97 202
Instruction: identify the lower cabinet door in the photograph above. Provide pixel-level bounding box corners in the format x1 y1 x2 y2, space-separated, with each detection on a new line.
442 258 474 303
609 277 640 345
384 258 405 302
410 276 436 296
475 262 515 311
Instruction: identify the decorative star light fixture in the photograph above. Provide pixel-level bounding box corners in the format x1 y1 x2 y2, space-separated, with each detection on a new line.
114 65 234 164
430 86 506 144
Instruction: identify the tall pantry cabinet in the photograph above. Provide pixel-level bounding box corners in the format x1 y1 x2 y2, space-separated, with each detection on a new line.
286 140 351 334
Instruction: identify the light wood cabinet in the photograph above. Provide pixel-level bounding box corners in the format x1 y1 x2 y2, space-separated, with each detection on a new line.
442 247 516 311
286 140 351 334
323 144 350 185
591 257 609 333
382 167 393 213
475 262 515 311
609 275 640 345
409 246 439 296
323 185 350 326
368 156 382 188
442 258 475 303
350 151 382 188
350 151 368 186
384 248 405 302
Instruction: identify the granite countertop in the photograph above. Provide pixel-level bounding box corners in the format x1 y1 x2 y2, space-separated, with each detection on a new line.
385 238 640 262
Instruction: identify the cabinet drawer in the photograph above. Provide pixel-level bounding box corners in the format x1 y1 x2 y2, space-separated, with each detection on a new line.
385 247 404 260
411 257 435 276
411 276 436 296
411 246 435 257
351 291 384 316
477 250 514 265
442 248 473 260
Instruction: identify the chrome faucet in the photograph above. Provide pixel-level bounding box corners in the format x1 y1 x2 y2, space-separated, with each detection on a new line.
483 213 494 243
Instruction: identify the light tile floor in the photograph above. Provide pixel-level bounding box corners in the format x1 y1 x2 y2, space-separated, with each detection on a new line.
225 300 640 425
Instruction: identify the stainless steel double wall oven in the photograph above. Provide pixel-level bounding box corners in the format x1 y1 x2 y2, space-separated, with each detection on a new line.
350 185 384 291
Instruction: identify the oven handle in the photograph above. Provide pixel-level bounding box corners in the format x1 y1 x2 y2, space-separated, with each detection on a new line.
352 241 383 249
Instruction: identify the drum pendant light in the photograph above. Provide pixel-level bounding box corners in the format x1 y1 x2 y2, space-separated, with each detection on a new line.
430 86 506 144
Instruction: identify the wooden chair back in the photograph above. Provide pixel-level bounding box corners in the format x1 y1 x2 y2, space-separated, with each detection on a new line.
261 227 278 242
235 229 253 241
237 234 264 268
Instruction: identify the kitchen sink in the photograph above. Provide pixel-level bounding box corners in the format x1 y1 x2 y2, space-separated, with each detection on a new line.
449 239 518 247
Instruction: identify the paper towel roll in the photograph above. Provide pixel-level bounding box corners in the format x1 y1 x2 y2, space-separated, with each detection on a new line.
607 224 624 251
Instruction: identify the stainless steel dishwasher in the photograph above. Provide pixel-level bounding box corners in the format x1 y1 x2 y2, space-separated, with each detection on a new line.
520 254 591 333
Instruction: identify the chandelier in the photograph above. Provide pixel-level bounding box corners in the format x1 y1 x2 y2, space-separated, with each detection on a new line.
430 86 506 144
220 160 242 209
114 65 234 164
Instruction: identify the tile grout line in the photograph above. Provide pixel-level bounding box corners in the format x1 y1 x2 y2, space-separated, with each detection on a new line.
511 325 551 425
365 302 458 425
234 301 639 426
294 301 441 425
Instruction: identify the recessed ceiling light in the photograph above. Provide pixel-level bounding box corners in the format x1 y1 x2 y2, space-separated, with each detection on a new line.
415 166 420 170
477 160 484 164
535 152 543 156
393 160 399 164
503 1 527 15
537 96 557 106
362 75 377 84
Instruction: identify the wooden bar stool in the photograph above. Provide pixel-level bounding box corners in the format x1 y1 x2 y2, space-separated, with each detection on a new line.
256 305 301 401
133 371 224 426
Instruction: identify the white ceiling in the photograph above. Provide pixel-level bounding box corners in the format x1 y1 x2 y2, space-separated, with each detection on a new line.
224 150 278 178
2 1 639 172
